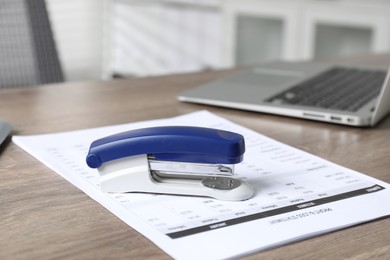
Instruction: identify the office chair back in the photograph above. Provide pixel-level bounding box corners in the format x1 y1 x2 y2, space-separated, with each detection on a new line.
0 0 64 88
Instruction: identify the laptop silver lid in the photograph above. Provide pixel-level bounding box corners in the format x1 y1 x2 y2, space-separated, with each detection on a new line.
371 66 390 126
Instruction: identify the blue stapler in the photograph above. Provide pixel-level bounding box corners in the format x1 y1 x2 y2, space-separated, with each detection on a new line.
86 126 254 201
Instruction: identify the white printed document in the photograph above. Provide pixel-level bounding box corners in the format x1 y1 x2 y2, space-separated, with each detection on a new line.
13 111 390 259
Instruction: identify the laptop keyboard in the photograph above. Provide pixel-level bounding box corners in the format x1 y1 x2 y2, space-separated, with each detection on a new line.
266 67 387 112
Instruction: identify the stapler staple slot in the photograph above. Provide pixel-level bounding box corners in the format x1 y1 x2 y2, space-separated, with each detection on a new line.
148 158 234 176
86 126 255 201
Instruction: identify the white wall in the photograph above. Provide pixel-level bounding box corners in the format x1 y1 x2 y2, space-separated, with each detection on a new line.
46 0 104 81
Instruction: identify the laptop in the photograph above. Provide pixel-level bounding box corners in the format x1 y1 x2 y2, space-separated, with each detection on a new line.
178 61 390 127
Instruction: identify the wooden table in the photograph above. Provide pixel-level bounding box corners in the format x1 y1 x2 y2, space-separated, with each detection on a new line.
1 55 390 259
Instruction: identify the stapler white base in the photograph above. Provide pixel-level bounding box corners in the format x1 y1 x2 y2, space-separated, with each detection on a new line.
98 154 254 201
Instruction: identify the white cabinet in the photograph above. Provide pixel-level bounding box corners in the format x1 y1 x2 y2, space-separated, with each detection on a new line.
46 0 390 79
221 0 304 67
222 0 390 67
104 0 390 77
301 1 390 59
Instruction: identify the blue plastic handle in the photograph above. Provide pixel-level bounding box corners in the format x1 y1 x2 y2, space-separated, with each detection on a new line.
86 126 245 168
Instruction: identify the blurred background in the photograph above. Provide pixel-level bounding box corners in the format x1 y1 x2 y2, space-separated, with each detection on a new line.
3 0 390 85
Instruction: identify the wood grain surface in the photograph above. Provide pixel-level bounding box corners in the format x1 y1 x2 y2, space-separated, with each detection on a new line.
1 55 390 259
